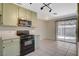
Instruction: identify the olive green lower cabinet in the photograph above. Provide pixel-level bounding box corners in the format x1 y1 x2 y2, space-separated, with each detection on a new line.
0 38 20 56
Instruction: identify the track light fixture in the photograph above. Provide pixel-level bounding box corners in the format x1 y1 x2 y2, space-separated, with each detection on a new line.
29 3 52 12
30 3 32 5
40 3 52 12
41 7 43 10
49 9 52 12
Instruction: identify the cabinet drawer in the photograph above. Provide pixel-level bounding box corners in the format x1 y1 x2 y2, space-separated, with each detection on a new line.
3 39 12 44
3 41 12 48
3 44 20 56
3 39 20 47
3 38 20 44
3 39 20 56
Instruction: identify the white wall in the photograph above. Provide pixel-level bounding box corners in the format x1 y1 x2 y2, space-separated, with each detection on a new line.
37 20 48 40
34 20 56 40
46 20 56 40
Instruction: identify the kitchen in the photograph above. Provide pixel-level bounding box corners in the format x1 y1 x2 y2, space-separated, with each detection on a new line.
0 3 40 56
0 3 78 56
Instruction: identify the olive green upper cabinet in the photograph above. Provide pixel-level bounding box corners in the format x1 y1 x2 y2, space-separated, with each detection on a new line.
18 7 27 20
2 4 18 26
18 7 32 21
0 3 2 15
31 11 37 27
26 10 32 21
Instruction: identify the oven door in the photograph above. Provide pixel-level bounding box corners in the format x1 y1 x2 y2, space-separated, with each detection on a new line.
23 39 33 47
20 37 35 55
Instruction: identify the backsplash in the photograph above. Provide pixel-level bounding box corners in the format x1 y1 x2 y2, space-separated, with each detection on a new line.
0 26 39 37
0 30 17 37
2 30 16 35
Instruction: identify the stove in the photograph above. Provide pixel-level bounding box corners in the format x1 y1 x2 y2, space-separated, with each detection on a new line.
17 30 35 56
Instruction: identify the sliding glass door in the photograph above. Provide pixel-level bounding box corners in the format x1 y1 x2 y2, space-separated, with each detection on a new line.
56 20 76 43
57 21 65 41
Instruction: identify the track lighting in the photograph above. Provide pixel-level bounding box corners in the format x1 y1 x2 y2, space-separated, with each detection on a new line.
29 3 53 12
49 9 52 12
30 3 32 5
40 3 52 12
41 7 43 10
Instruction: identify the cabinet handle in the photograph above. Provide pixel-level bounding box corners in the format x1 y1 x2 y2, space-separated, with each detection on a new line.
3 46 5 48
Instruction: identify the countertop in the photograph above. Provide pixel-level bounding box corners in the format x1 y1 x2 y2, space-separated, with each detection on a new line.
0 34 40 40
1 36 20 40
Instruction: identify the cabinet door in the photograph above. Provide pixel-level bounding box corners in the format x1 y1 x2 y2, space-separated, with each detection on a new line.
3 39 20 56
11 39 20 56
3 3 18 26
18 7 27 20
31 12 37 27
3 41 13 56
0 3 2 14
26 10 32 21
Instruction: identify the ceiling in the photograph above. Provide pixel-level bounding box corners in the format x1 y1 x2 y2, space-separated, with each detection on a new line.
16 3 77 21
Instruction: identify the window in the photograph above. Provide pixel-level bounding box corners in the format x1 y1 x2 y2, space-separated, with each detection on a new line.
56 20 76 43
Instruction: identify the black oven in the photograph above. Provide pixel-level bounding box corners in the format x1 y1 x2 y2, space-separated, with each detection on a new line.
17 30 35 56
20 35 35 56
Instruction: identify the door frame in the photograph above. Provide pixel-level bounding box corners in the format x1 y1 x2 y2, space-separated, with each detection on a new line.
55 18 77 55
55 18 77 43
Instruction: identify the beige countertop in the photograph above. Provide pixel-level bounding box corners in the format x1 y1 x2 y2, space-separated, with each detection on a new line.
1 36 20 40
0 34 40 40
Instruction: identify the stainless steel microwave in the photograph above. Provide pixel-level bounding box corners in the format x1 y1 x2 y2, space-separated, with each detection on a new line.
18 19 32 27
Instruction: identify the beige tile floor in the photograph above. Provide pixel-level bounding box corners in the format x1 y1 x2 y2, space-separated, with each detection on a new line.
26 39 76 56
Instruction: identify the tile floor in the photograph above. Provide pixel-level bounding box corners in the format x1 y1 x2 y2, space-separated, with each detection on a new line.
26 39 76 56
